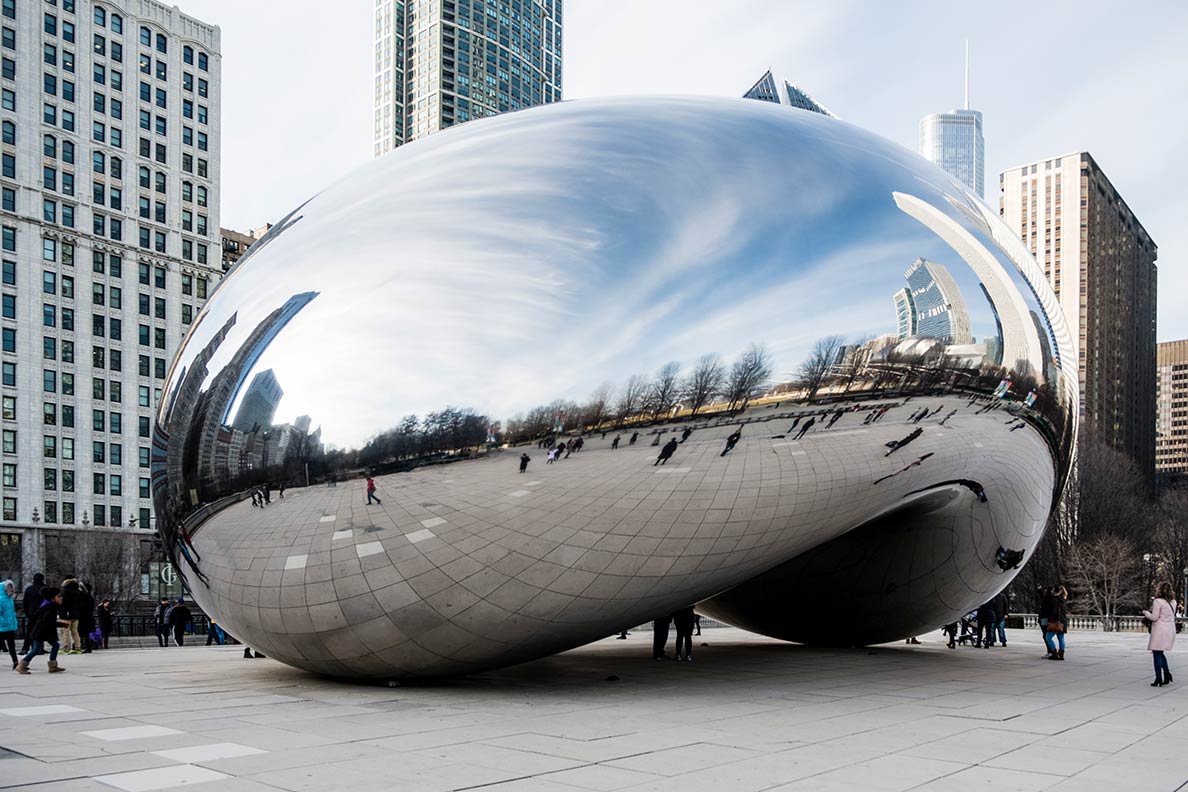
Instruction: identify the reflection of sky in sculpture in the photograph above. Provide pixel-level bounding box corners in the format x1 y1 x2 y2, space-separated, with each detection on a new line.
176 96 1071 449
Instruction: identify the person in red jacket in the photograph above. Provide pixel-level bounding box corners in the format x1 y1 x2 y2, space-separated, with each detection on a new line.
366 477 381 505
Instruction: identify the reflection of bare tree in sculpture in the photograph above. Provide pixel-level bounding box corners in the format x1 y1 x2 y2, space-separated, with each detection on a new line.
644 361 682 420
725 344 773 411
684 354 726 417
615 374 649 422
798 335 844 401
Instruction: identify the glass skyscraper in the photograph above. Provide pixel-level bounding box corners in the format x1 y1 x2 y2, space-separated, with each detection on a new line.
373 0 563 157
919 108 984 198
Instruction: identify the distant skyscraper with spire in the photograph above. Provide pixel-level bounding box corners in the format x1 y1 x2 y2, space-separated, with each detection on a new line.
919 43 984 197
743 70 836 118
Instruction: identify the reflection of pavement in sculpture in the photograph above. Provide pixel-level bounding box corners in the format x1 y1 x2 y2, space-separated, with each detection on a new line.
194 396 1052 678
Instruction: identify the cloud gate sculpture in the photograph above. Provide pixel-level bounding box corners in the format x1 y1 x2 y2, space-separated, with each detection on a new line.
154 96 1076 679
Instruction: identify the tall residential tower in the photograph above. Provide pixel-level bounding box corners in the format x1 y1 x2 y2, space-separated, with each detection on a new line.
1156 340 1188 490
0 0 223 587
1000 153 1158 484
919 44 984 198
373 0 563 157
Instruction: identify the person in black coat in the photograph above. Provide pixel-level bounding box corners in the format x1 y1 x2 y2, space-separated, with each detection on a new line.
168 598 193 646
655 438 679 466
652 614 671 660
77 582 96 653
153 597 170 648
993 591 1010 647
976 599 997 647
16 587 67 673
20 572 45 653
673 606 697 661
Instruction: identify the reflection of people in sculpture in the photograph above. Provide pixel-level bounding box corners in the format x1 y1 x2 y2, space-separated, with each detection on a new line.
884 427 923 456
629 432 639 446
826 408 844 429
611 435 620 449
546 447 557 464
720 427 742 457
366 476 382 505
788 416 800 432
518 453 530 473
681 427 693 443
794 417 815 439
655 438 679 466
873 452 934 485
939 409 957 426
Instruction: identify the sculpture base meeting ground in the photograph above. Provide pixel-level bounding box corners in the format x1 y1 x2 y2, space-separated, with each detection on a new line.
0 628 1185 791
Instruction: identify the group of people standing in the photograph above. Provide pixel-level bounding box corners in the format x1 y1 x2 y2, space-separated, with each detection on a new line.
2 574 117 674
651 607 701 662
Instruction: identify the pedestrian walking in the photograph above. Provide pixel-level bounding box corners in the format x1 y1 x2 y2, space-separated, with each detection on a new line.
519 453 531 473
206 618 225 646
1142 581 1177 686
0 580 18 669
994 591 1009 647
673 606 696 661
154 596 170 648
1042 585 1067 660
58 579 83 654
720 427 742 457
652 614 671 660
19 572 44 653
655 438 680 466
77 581 96 653
366 476 382 505
169 598 192 646
611 435 621 449
976 599 997 647
15 587 67 674
251 490 260 507
278 483 286 499
96 600 112 649
629 432 639 446
546 448 557 464
794 417 815 440
694 613 702 636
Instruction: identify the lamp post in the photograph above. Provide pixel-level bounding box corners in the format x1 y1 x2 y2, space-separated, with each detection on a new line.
1182 567 1188 608
1144 553 1154 604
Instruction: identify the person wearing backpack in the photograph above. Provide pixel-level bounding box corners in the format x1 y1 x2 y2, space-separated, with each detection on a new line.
1142 581 1178 687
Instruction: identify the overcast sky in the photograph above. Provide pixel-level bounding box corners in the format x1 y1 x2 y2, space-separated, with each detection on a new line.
179 0 1188 341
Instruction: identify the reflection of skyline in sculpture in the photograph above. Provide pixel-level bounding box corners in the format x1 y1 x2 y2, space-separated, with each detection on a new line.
232 369 284 433
743 69 836 118
893 258 972 345
893 191 1045 382
154 292 322 515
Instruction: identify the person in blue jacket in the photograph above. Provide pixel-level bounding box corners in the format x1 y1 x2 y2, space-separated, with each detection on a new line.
0 580 18 669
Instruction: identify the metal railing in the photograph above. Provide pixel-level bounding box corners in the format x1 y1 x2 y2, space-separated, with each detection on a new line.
1012 613 1179 632
17 613 216 638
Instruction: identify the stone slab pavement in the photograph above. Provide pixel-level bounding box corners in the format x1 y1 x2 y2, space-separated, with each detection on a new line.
0 628 1186 791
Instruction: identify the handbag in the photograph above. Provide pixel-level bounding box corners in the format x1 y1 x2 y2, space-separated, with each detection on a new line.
1047 620 1065 634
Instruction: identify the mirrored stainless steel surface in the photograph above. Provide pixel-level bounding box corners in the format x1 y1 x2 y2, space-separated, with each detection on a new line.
154 96 1076 679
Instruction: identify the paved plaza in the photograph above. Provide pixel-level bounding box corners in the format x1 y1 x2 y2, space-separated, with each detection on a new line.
2 628 1186 791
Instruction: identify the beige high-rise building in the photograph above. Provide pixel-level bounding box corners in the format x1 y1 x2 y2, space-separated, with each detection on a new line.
1000 152 1157 484
1157 340 1188 489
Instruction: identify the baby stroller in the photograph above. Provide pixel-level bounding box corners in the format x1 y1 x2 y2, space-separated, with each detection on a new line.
943 611 980 648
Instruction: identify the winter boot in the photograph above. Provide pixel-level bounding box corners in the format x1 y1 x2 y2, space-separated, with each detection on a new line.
47 660 64 673
15 660 29 674
1055 650 1065 661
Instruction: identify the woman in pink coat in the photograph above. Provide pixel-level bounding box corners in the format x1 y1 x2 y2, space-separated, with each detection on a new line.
1142 581 1178 687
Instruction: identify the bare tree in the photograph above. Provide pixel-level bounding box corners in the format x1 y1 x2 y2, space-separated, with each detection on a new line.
725 343 773 411
1065 533 1143 627
615 374 649 422
684 354 726 417
1055 431 1154 546
644 361 682 420
48 530 152 611
1153 489 1188 602
797 335 845 401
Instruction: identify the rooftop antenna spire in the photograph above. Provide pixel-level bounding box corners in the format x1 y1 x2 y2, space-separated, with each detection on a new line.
963 40 970 110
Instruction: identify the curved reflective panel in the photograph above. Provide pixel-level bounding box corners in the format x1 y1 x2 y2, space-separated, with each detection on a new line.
154 96 1076 679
